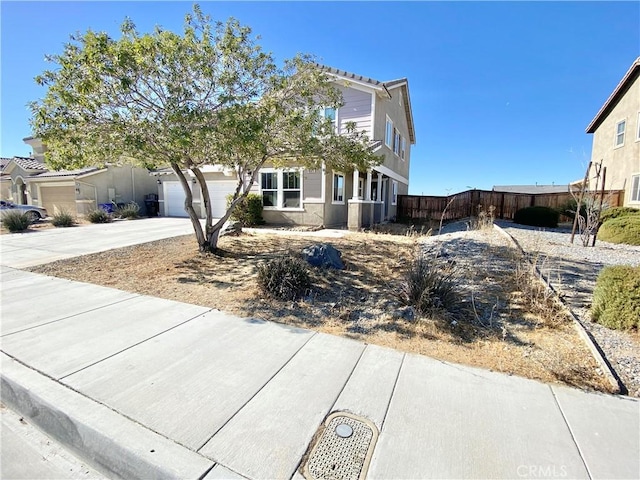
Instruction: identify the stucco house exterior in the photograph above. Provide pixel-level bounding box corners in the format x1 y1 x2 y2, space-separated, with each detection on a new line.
586 57 640 207
153 66 416 229
0 137 158 216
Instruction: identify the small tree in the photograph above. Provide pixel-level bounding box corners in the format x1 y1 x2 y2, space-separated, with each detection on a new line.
31 6 379 252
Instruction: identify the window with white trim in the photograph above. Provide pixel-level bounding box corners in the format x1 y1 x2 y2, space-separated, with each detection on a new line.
358 177 364 199
260 170 301 209
392 181 398 205
615 120 626 146
323 107 337 133
261 172 278 207
385 117 393 148
400 137 406 160
282 171 301 208
393 128 400 156
333 173 345 203
631 174 640 202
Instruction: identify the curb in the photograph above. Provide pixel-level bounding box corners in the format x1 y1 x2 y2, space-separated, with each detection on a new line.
492 224 624 395
0 353 215 480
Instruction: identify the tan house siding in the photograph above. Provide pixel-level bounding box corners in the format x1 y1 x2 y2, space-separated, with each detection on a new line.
378 89 411 181
337 85 373 137
587 59 640 207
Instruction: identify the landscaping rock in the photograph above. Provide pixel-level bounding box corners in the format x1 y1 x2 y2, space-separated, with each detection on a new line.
301 243 344 270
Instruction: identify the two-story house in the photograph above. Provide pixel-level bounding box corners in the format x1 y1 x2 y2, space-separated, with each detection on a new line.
586 57 640 207
153 66 416 229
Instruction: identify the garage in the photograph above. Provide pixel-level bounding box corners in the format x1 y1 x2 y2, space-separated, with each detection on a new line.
206 181 238 218
164 182 190 217
163 180 239 218
39 185 76 216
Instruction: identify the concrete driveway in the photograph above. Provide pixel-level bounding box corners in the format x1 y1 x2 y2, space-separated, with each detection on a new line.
0 217 195 268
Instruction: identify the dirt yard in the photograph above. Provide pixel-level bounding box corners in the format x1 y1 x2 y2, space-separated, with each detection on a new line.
30 226 614 393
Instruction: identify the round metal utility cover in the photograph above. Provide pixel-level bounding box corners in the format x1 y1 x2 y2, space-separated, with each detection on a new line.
335 423 353 438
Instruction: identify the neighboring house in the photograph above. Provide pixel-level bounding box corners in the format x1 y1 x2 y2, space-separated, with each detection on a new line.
1 156 48 205
586 57 640 207
492 184 570 194
153 65 416 229
0 137 158 216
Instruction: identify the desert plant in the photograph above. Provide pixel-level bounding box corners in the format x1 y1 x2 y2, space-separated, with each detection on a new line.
468 204 495 230
397 252 461 317
2 210 30 232
513 206 559 228
115 202 140 219
557 199 587 222
596 216 640 246
591 265 640 330
87 208 112 223
257 254 311 301
51 210 75 227
226 193 264 227
599 206 640 224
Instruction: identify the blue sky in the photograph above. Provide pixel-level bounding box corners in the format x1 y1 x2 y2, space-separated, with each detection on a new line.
1 1 639 195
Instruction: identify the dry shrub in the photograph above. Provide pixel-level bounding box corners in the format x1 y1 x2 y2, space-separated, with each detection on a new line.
257 254 311 301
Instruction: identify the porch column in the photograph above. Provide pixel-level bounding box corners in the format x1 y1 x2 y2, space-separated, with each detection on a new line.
365 170 372 201
377 173 383 222
352 169 360 200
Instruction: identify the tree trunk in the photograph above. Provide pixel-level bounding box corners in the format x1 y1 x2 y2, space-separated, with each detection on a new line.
171 163 209 252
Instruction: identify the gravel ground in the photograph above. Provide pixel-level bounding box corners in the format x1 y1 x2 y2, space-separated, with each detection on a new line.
496 220 640 397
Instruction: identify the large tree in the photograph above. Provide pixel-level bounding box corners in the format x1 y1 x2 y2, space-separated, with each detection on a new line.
31 6 380 252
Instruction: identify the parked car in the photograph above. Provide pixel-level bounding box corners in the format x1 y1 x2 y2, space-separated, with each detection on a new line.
0 200 48 222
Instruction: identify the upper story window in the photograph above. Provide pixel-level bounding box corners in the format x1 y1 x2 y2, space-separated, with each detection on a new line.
400 137 406 160
393 128 401 156
333 173 345 203
385 117 393 148
615 120 626 147
323 107 337 130
261 170 301 209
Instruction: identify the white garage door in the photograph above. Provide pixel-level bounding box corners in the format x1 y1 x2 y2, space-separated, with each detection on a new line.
164 182 189 217
206 181 238 218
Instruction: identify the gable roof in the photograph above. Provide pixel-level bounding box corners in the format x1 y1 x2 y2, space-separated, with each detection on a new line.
317 64 416 144
586 57 640 134
1 156 48 174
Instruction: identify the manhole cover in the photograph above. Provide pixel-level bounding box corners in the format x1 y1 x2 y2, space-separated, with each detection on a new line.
303 412 378 480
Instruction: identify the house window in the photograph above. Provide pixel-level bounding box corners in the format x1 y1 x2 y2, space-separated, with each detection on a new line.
282 171 301 208
323 107 337 133
385 117 393 148
631 175 640 202
392 181 398 205
333 173 345 203
358 177 364 199
615 120 626 146
393 128 401 156
261 170 301 209
400 137 406 160
261 172 278 207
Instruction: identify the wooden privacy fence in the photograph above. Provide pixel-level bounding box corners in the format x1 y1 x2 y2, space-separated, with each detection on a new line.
398 189 624 223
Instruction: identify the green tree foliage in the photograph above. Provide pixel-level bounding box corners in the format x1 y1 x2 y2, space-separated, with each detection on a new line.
31 5 380 252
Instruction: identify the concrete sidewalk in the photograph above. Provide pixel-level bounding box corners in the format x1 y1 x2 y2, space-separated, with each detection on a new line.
2 266 638 479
